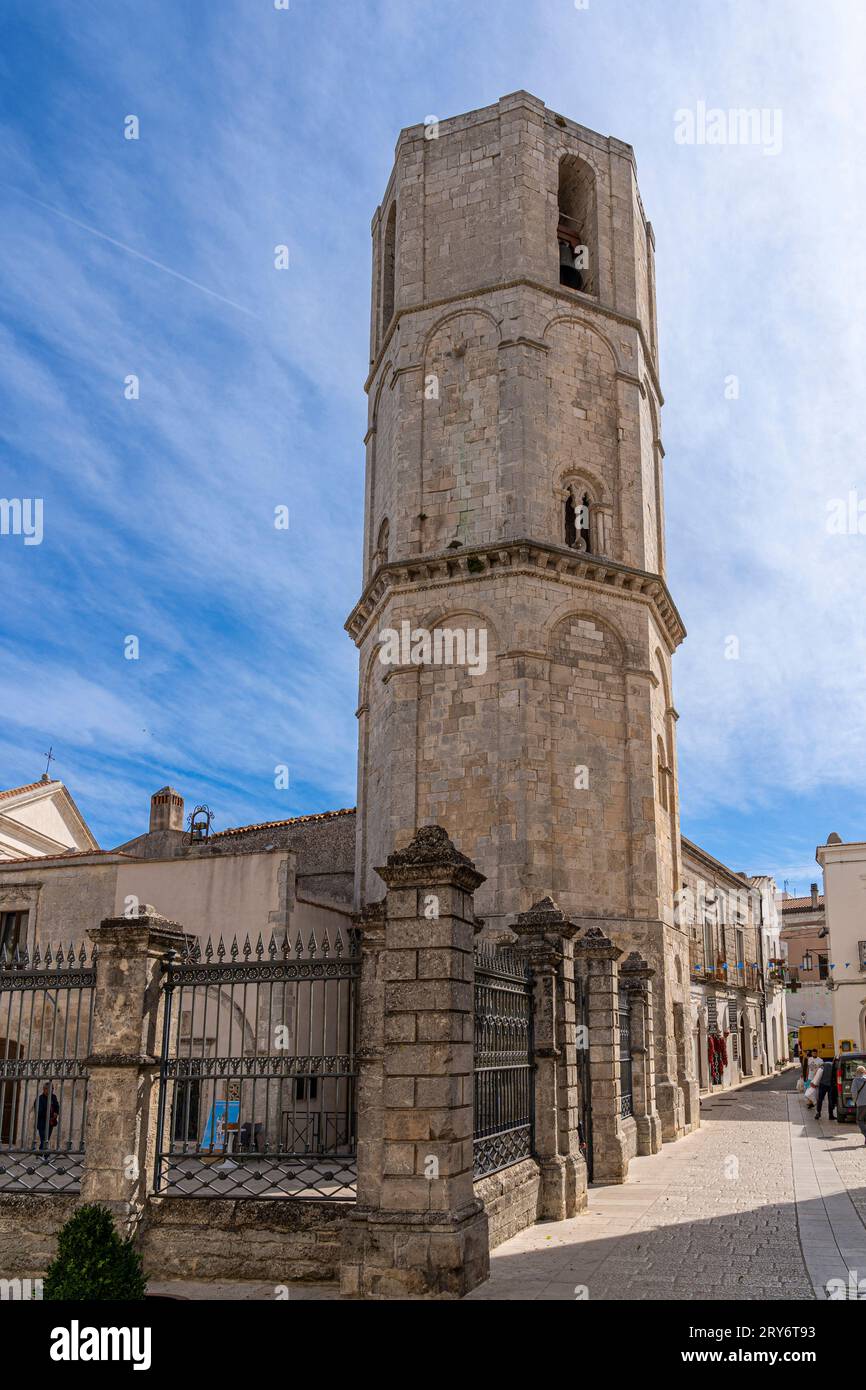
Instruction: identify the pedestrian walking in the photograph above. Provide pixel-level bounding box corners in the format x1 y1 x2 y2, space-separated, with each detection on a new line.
851 1065 866 1145
33 1084 59 1152
805 1052 822 1108
816 1057 837 1119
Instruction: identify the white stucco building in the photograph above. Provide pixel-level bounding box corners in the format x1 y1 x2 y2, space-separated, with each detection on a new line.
749 874 789 1070
0 776 97 861
816 833 866 1051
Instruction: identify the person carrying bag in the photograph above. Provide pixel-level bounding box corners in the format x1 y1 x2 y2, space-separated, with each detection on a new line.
851 1066 866 1143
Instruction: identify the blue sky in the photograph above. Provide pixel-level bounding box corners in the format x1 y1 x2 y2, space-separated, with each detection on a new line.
1 0 865 892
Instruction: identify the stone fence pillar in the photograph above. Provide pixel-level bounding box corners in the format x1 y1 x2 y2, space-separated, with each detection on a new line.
352 902 386 1212
510 897 587 1219
619 951 662 1156
341 826 489 1298
81 908 189 1235
574 926 628 1185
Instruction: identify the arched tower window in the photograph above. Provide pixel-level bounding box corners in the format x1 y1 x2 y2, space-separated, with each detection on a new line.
373 517 390 570
564 487 592 552
657 736 669 811
579 492 591 551
557 155 597 295
381 202 397 336
564 487 578 548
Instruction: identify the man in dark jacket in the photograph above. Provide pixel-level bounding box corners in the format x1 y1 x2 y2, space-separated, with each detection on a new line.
816 1057 837 1119
34 1084 59 1150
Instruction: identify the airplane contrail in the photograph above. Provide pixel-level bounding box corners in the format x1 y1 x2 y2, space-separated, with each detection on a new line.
5 185 259 318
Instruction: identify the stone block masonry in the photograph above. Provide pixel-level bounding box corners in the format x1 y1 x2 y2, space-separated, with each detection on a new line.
349 91 696 1144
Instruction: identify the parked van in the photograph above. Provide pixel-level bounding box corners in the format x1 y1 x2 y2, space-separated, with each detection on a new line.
836 1052 866 1122
798 1026 835 1060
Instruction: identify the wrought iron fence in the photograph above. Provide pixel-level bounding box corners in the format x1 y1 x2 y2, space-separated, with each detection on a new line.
618 994 633 1119
0 943 95 1194
473 941 534 1178
574 967 592 1179
155 928 359 1199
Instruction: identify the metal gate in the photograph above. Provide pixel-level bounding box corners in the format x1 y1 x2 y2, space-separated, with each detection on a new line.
575 968 592 1179
618 992 633 1119
155 929 359 1199
0 943 95 1194
473 941 534 1178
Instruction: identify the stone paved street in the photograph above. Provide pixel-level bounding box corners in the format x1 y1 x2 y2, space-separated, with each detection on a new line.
465 1070 866 1301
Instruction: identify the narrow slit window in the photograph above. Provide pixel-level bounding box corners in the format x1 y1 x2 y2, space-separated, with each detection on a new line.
381 202 397 334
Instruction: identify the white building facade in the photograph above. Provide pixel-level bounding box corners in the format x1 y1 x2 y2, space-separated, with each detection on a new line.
0 777 97 862
816 834 866 1051
749 874 789 1070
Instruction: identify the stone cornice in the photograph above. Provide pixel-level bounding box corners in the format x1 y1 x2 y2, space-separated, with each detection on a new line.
376 825 485 893
511 895 579 942
574 925 622 962
345 539 686 652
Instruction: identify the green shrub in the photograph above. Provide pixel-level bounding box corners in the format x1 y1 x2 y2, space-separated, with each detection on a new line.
43 1203 147 1301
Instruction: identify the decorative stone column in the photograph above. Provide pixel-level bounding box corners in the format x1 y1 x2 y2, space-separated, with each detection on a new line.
619 951 662 1155
574 926 628 1185
510 897 587 1219
594 503 613 556
81 908 190 1235
341 826 489 1298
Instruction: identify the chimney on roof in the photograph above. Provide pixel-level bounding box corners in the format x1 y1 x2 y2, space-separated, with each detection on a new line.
149 786 184 833
810 882 819 909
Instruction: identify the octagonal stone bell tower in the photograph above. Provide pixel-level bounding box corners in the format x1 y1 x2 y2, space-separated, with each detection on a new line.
346 91 695 1140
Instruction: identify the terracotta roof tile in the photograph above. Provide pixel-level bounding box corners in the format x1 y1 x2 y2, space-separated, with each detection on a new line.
0 848 136 866
780 895 824 911
213 807 356 839
0 780 60 802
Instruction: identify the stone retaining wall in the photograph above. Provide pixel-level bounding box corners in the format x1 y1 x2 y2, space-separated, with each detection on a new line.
0 1193 349 1285
0 1193 78 1278
141 1197 348 1283
475 1158 542 1249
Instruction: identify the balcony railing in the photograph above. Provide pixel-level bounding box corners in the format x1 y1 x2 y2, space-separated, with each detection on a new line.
689 946 763 991
689 944 732 985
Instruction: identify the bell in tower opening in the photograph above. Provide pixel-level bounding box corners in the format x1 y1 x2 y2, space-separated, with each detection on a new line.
558 233 584 291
